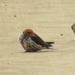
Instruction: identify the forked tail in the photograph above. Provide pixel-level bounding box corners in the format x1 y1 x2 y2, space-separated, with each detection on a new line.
46 42 54 44
46 42 55 47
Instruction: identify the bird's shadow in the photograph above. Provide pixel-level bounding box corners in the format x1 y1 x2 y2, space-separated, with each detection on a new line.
17 48 55 54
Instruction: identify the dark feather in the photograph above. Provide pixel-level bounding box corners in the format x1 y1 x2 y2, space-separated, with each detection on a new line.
46 42 54 47
46 42 54 44
31 34 54 48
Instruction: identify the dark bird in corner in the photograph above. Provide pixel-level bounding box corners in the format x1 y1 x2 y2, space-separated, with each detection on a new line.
71 23 75 34
19 29 54 52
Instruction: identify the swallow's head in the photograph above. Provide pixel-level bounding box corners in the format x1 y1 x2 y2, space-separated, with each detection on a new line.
23 29 35 36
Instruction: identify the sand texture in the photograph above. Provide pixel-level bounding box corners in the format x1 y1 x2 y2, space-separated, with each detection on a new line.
0 0 75 75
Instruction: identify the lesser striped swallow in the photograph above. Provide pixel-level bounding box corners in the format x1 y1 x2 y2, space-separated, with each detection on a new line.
19 29 54 52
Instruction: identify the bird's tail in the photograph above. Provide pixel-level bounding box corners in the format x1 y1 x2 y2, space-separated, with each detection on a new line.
46 42 54 44
46 42 54 47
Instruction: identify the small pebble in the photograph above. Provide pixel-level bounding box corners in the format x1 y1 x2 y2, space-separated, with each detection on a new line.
60 34 63 36
14 15 17 17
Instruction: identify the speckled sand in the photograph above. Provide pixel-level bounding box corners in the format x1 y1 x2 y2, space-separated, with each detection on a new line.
0 0 75 75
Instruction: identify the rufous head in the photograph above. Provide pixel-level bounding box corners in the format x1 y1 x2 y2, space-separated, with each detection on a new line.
23 29 35 36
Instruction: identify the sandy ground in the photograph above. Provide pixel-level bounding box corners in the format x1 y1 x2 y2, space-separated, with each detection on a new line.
0 0 75 75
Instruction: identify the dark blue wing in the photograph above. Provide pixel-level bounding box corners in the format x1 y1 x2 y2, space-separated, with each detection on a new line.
31 34 49 48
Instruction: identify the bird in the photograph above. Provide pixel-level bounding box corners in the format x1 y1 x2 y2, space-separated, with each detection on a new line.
19 29 54 52
71 23 75 34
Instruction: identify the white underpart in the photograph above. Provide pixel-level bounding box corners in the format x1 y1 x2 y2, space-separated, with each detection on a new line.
23 37 42 51
19 34 43 51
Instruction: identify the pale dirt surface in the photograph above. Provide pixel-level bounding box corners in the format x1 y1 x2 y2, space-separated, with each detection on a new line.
0 0 75 75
